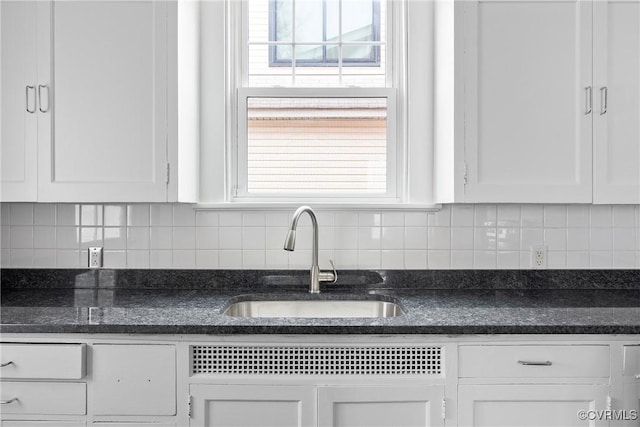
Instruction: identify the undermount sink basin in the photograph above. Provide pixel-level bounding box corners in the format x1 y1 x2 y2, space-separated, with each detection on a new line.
223 298 404 318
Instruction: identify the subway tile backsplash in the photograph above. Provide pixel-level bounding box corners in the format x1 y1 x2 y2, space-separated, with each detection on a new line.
1 203 639 270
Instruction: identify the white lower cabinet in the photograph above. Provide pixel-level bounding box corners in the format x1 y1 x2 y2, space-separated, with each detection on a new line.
622 346 640 427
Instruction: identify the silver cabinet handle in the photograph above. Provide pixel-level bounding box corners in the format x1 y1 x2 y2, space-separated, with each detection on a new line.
600 87 607 115
585 86 592 115
635 374 640 379
38 84 49 113
518 360 552 366
0 361 13 367
0 398 18 404
25 85 36 113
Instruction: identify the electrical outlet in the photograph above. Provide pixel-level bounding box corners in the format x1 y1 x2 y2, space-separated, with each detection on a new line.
531 245 547 269
88 247 103 268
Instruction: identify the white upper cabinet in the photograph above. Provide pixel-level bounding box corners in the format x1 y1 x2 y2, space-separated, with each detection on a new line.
593 0 640 204
0 1 198 203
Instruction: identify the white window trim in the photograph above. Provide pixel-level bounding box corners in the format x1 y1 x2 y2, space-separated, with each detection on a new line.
198 0 436 210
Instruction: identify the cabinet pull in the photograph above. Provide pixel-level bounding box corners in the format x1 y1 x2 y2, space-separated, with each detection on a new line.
0 398 18 404
600 87 607 115
0 361 13 367
38 84 49 113
518 360 552 366
585 86 592 115
635 374 640 379
25 85 36 113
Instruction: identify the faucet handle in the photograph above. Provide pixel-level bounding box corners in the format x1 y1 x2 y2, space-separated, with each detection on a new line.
319 259 338 284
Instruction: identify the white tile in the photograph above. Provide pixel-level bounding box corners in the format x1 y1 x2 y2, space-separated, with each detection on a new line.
544 229 567 251
242 227 266 249
381 250 404 268
590 251 613 268
266 227 288 249
358 227 381 249
104 227 127 250
150 204 173 226
315 211 334 227
451 205 474 227
196 250 219 269
0 203 10 226
318 226 335 250
567 228 590 251
318 250 335 268
357 250 381 268
382 212 404 227
127 204 150 226
104 250 127 268
358 213 381 227
57 250 81 268
34 204 56 226
473 250 497 269
381 227 404 249
426 250 448 269
567 205 590 228
127 250 150 268
590 205 613 227
173 204 196 226
613 251 636 268
172 250 196 268
520 228 544 250
404 226 428 250
334 250 358 269
450 250 473 269
127 227 150 250
497 205 521 227
196 211 219 227
173 227 196 250
497 228 520 251
474 205 497 227
543 205 566 228
150 227 173 249
1 226 9 249
57 204 81 226
81 205 103 226
10 226 33 249
428 227 450 250
334 212 358 227
404 250 428 269
242 250 266 268
497 251 520 269
10 249 33 267
566 251 589 269
613 228 636 251
104 205 127 227
293 226 313 250
521 205 543 227
590 228 613 251
219 227 242 249
1 249 10 267
613 205 636 227
265 250 289 269
265 212 289 227
80 227 103 249
407 212 428 227
33 249 56 268
451 227 473 250
474 227 497 250
547 251 566 269
10 203 34 225
196 227 219 250
34 226 56 249
242 212 266 227
288 249 312 268
219 212 242 227
150 250 172 268
428 205 451 227
56 227 80 249
519 251 532 268
334 227 358 250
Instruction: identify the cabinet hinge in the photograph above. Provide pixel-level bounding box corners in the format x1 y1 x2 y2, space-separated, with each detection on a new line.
441 397 446 420
607 395 612 411
166 163 170 185
463 163 468 185
188 394 192 418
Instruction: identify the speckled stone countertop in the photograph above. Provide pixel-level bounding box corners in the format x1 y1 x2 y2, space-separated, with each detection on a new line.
1 269 639 334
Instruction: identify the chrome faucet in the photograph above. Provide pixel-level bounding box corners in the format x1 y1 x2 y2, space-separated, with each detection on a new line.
284 206 337 293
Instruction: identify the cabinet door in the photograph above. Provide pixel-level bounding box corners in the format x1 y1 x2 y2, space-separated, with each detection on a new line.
318 386 445 427
37 1 168 202
458 384 610 426
462 0 592 203
189 384 316 427
0 1 38 201
622 345 640 427
593 0 640 204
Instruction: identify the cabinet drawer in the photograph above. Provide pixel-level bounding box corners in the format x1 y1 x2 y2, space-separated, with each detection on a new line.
0 343 86 379
623 345 639 377
459 345 610 378
0 382 86 415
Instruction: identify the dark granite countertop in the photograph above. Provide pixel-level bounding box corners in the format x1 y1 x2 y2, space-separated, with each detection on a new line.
1 269 639 335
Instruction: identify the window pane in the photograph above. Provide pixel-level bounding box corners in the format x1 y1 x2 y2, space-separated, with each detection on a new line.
293 0 324 42
247 97 387 194
341 0 376 42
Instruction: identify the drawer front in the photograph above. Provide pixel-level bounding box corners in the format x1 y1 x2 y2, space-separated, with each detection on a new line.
623 345 640 377
0 382 86 415
0 343 86 379
459 345 610 378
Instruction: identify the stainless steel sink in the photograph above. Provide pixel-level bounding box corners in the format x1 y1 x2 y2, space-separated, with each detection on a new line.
223 299 404 318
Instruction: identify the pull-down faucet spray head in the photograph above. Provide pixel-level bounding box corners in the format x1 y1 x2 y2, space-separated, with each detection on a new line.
283 230 296 251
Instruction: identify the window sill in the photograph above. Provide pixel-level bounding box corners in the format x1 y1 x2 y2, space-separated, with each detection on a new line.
195 202 442 211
